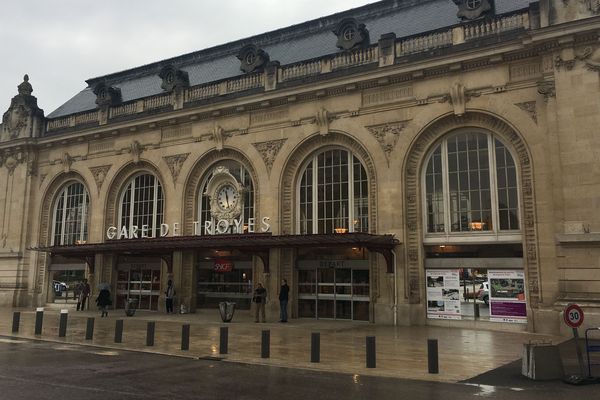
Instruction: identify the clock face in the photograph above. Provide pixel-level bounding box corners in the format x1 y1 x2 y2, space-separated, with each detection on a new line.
217 185 239 211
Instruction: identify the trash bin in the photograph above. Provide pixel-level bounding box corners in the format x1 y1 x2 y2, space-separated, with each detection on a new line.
218 301 236 322
522 341 564 380
125 298 138 317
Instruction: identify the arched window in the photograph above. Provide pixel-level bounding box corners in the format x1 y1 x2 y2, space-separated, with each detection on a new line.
198 160 254 234
119 174 164 238
52 182 89 245
423 131 520 240
298 148 369 234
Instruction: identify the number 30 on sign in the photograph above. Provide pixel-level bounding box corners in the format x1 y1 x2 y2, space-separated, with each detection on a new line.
564 304 584 328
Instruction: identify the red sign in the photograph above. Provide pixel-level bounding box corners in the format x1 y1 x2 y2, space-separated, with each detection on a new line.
564 304 584 328
214 259 233 273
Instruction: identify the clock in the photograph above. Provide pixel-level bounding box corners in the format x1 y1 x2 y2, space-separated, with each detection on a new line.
216 184 239 211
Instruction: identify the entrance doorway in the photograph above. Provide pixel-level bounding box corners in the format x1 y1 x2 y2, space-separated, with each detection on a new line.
196 260 253 310
47 263 86 304
297 260 370 321
116 261 161 311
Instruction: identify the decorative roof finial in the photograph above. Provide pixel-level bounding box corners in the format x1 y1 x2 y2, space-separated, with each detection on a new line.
18 74 33 96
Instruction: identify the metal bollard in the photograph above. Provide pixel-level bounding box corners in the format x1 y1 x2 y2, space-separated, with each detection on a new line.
220 326 228 355
474 303 480 319
428 339 439 374
366 336 376 368
181 324 190 351
311 332 320 363
261 330 270 359
58 309 68 338
85 317 95 340
114 319 123 343
146 321 155 346
34 307 44 335
12 312 20 333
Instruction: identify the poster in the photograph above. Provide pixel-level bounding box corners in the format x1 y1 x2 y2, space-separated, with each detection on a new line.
488 270 527 324
426 269 461 320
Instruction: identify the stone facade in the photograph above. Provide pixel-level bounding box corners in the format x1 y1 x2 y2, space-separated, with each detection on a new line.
1 0 600 333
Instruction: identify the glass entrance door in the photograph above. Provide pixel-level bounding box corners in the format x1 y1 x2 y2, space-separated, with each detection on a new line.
116 264 161 311
298 266 369 321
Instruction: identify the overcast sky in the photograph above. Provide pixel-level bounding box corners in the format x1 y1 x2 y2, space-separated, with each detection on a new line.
0 0 374 117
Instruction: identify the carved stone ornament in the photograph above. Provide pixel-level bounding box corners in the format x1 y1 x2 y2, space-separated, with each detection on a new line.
62 152 74 173
163 153 190 183
213 125 225 151
562 0 600 14
452 0 494 20
450 83 466 116
92 81 122 108
204 166 244 221
332 18 370 51
315 108 330 136
158 65 190 92
515 101 538 124
237 44 270 74
89 165 112 193
1 75 44 141
367 122 407 164
130 140 143 164
1 148 25 175
537 81 556 102
252 139 287 173
554 47 594 71
580 46 600 71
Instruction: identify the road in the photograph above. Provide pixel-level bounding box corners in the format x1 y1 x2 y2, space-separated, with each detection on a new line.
0 336 594 399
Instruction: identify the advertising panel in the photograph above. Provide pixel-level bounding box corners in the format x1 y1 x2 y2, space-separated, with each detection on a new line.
488 270 527 323
426 269 461 320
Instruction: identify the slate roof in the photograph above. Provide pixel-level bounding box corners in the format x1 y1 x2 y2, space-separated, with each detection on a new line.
47 0 534 119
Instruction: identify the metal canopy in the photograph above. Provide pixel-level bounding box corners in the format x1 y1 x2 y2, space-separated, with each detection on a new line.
32 233 400 273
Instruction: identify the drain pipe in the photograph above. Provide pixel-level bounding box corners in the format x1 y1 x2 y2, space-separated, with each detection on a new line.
392 249 398 327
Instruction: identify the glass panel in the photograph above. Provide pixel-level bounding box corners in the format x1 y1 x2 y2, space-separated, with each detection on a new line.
299 299 316 318
318 299 334 319
495 139 520 230
335 268 351 284
448 132 492 232
425 146 444 233
353 301 370 321
53 182 89 245
336 300 352 319
352 270 370 296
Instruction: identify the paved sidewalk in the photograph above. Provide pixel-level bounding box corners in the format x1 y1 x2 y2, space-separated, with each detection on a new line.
0 306 565 383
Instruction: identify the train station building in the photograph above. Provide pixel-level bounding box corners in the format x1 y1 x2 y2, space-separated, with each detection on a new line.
1 0 600 334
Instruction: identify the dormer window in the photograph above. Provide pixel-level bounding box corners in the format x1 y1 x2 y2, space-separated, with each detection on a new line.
92 81 122 108
467 0 482 10
333 18 370 51
452 0 493 20
158 65 190 92
237 44 270 74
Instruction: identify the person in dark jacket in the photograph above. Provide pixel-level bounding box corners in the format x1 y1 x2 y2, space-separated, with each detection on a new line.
96 286 112 317
253 283 267 323
279 279 289 323
165 280 176 314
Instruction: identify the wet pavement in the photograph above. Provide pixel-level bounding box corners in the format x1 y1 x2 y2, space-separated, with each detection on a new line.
1 306 569 383
0 337 596 400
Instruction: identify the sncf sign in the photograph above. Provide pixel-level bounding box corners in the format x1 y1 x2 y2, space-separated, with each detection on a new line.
214 259 234 273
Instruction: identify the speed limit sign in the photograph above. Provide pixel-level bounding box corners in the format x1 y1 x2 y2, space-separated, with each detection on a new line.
564 304 584 328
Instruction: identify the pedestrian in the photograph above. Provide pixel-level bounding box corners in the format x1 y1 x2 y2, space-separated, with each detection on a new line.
77 279 91 311
165 280 176 314
253 283 267 323
96 285 112 317
279 279 289 323
73 281 82 302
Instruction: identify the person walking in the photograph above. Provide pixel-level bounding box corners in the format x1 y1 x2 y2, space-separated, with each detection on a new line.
279 279 289 323
77 279 91 311
253 283 267 323
165 280 176 314
96 285 111 318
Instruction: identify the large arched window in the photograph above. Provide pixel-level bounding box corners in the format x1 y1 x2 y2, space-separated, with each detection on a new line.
52 182 89 245
119 174 164 238
298 148 369 234
423 130 520 241
198 160 254 234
